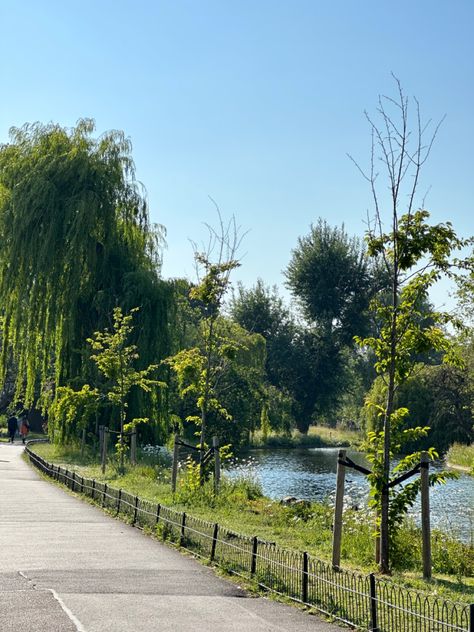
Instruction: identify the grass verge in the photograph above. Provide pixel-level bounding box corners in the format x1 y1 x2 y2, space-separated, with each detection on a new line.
249 425 362 449
446 443 474 474
30 441 473 604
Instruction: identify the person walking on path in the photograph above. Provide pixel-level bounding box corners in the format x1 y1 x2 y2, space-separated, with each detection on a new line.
7 415 17 443
19 417 29 444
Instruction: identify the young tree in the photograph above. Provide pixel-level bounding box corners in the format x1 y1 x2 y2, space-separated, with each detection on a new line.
167 210 244 479
352 78 466 573
87 307 164 471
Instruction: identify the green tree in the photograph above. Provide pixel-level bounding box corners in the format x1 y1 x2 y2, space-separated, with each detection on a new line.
285 219 374 346
0 120 170 415
87 307 164 470
167 212 243 478
396 364 473 453
283 220 380 429
353 79 466 573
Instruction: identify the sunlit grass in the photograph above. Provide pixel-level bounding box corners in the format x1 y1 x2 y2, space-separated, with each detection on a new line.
31 441 473 602
446 443 474 474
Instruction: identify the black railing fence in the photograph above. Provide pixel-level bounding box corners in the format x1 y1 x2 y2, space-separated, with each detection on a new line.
25 444 472 632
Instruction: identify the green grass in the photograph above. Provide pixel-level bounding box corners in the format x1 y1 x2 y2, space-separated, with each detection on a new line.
446 443 474 474
250 425 362 449
31 441 473 603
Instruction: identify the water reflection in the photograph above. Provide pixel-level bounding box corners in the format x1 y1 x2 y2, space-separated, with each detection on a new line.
226 448 473 543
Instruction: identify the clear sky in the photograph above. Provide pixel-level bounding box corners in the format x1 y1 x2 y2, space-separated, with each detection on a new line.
1 0 472 309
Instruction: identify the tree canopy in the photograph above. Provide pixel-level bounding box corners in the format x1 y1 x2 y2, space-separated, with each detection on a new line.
0 119 170 409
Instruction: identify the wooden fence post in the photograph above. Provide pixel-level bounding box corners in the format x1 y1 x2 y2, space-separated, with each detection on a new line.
332 449 346 569
421 452 432 580
99 425 104 459
101 428 108 474
130 431 137 466
213 436 220 494
171 433 179 493
81 427 86 457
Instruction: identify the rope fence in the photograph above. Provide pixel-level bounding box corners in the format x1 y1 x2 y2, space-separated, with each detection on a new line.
25 443 472 632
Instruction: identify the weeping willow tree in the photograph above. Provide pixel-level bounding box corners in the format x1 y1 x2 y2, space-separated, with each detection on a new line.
0 119 171 427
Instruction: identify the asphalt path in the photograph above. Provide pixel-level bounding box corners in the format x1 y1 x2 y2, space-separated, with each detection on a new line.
0 442 338 631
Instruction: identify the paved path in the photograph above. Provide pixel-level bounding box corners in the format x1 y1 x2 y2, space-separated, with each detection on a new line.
0 443 338 631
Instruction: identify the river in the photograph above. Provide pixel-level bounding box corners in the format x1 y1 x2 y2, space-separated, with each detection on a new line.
226 447 473 543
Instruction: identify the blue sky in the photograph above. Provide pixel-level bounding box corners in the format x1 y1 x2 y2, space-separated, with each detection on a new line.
1 0 472 309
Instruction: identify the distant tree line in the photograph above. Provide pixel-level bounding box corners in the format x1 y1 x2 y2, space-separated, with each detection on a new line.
0 117 472 461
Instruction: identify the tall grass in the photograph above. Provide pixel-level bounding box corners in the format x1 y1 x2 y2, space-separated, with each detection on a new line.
446 443 474 473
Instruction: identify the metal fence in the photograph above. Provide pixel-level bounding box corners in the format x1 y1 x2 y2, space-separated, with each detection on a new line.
25 444 472 632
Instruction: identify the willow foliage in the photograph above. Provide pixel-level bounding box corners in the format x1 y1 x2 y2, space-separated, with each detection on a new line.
0 119 170 408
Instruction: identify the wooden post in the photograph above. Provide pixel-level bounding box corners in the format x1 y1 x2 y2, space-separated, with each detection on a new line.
99 425 104 459
332 449 346 569
130 431 137 466
213 436 220 494
101 428 108 474
420 452 432 580
81 427 86 457
171 433 179 493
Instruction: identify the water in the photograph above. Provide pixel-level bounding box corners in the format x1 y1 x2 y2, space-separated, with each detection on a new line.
226 447 473 543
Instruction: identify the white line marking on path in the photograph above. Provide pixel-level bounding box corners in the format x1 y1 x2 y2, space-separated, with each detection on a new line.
19 571 87 632
49 589 88 632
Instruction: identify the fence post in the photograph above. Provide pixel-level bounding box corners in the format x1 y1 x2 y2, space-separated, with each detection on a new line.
302 551 309 603
469 603 473 632
369 573 378 632
210 523 219 562
101 428 108 474
251 536 258 575
102 483 107 508
99 425 104 459
156 504 161 525
92 479 96 500
171 433 179 493
65 469 70 488
117 489 122 515
420 452 432 580
81 427 86 457
332 449 346 569
213 436 220 494
133 496 139 525
81 476 84 494
180 513 186 546
130 431 137 466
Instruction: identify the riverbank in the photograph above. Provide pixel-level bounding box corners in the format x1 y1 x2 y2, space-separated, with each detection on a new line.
30 441 473 604
446 443 474 475
249 425 363 449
